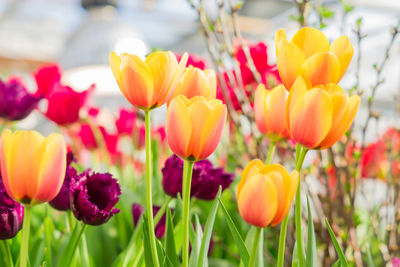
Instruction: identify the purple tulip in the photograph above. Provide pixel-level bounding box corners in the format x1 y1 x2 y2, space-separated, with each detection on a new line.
0 176 24 239
0 77 40 121
71 170 120 225
49 152 77 211
132 203 167 239
161 155 234 200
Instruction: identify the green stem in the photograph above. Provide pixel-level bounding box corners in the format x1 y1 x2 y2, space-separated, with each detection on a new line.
277 215 289 267
1 240 13 267
67 211 75 232
144 111 160 267
60 223 87 267
265 141 276 165
44 208 53 267
182 159 194 267
249 227 262 267
79 234 90 267
20 206 32 267
294 144 308 267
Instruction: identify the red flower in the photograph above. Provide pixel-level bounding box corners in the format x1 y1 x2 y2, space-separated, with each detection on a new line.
176 53 208 70
115 108 137 135
361 140 388 179
216 71 242 111
33 63 61 97
234 41 281 87
44 82 94 125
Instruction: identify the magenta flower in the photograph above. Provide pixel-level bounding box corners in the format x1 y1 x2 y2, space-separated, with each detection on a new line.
49 152 77 211
0 176 24 239
71 170 120 225
132 203 167 239
0 77 40 121
162 155 234 200
115 108 137 135
33 63 62 97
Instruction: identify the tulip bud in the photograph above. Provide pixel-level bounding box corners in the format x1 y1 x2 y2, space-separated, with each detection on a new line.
0 129 67 205
0 178 23 240
166 95 227 161
237 160 298 227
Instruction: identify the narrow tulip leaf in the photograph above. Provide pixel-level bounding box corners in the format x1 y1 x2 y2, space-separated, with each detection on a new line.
257 228 264 267
292 241 299 267
218 197 250 267
58 223 87 267
325 218 349 267
164 208 179 267
142 216 156 267
332 260 340 267
44 215 54 267
156 240 175 267
189 215 203 267
244 227 263 267
305 197 317 267
198 187 221 267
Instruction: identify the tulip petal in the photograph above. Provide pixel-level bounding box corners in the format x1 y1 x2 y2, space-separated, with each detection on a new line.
277 39 306 90
166 96 192 158
197 101 227 159
5 131 44 202
264 85 288 138
290 27 330 58
275 29 287 56
237 159 266 197
330 36 354 80
289 88 333 148
162 52 189 104
254 84 269 134
120 54 154 109
285 77 308 137
300 52 341 86
34 134 66 204
146 51 178 106
204 69 217 98
0 129 15 200
238 174 278 228
109 52 122 88
319 94 360 149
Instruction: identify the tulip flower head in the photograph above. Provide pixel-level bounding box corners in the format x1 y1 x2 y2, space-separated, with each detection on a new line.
285 77 360 149
162 155 234 200
237 160 299 227
0 178 24 239
0 129 67 205
110 51 188 110
33 63 62 97
169 66 217 102
70 170 120 225
275 27 354 90
0 77 41 121
254 84 289 141
166 95 227 161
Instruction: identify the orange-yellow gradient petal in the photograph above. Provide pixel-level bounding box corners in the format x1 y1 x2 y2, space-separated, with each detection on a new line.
237 161 298 228
300 52 340 86
0 130 66 205
109 51 187 110
166 95 226 161
255 84 289 140
330 36 354 80
290 27 330 58
288 88 333 148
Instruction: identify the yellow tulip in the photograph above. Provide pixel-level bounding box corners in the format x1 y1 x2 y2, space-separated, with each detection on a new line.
0 129 67 205
169 66 217 102
254 84 289 141
275 27 353 90
285 76 360 149
109 51 188 110
237 160 299 227
166 95 227 160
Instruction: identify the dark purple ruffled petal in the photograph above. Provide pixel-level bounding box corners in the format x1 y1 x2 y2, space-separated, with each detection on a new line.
71 170 121 225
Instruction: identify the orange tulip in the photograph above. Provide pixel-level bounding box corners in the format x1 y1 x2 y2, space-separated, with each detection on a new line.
285 76 360 149
169 66 217 102
237 160 299 227
275 27 353 90
0 129 67 205
109 51 188 110
254 84 289 141
166 95 227 161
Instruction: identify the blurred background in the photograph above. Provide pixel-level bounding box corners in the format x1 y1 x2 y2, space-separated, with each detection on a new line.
0 0 399 139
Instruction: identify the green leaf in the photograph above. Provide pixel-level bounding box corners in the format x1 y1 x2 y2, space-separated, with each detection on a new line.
245 227 263 267
306 197 317 267
218 197 250 266
198 187 221 267
164 209 179 267
292 241 299 267
142 217 155 267
189 215 203 267
332 260 341 267
325 218 349 267
58 223 87 267
44 215 53 267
